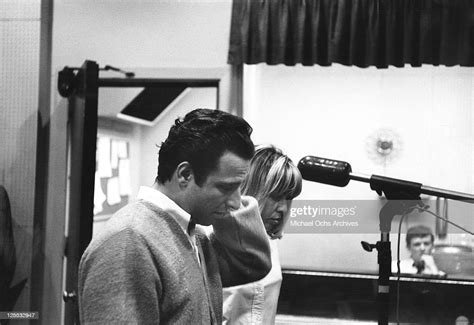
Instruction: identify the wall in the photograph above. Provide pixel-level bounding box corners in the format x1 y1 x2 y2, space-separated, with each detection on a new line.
0 0 41 314
51 0 238 112
52 0 232 69
51 0 238 111
244 64 474 274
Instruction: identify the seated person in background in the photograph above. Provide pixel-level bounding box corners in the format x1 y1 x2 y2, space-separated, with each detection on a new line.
222 145 303 324
393 225 445 276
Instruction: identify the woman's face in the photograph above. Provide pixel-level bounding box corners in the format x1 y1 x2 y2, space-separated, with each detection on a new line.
260 196 292 238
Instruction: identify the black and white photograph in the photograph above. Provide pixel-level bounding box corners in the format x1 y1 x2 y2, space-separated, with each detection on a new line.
1 0 473 324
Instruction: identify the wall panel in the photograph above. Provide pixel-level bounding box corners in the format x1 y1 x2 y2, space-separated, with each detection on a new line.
0 0 40 313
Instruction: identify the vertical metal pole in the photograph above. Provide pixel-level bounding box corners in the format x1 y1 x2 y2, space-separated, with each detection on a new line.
378 232 391 325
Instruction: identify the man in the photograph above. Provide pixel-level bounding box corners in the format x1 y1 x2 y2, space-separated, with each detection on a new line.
78 109 271 324
393 225 445 276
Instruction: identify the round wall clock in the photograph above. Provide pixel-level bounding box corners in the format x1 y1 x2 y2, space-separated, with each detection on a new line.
365 128 403 167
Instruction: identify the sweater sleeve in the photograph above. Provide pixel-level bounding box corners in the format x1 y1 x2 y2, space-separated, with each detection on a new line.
210 196 272 287
78 228 161 324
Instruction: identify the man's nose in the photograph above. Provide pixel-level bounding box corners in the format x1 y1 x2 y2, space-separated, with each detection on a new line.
226 188 241 210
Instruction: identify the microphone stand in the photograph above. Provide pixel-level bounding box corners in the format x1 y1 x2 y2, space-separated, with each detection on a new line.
362 178 422 325
360 175 474 325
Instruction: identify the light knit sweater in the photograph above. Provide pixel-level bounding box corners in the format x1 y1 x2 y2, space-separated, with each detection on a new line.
78 196 270 324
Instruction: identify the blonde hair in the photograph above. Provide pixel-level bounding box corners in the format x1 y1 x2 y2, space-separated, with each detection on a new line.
241 145 302 237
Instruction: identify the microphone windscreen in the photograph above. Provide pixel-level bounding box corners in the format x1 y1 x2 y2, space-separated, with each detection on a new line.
298 156 352 187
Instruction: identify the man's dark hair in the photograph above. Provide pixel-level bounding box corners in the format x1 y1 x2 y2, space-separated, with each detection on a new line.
406 225 434 247
156 108 254 186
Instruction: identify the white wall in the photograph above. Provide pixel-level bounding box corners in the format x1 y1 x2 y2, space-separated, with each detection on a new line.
244 64 474 274
52 0 236 110
52 0 232 69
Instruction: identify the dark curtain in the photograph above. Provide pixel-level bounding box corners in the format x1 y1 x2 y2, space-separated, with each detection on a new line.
228 0 474 68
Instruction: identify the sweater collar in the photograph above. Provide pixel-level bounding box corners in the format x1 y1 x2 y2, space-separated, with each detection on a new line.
137 186 192 236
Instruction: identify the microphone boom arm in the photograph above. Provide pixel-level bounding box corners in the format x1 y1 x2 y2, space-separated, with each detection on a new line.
298 155 474 203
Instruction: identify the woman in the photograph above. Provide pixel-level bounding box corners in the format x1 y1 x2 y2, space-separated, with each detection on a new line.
222 145 303 324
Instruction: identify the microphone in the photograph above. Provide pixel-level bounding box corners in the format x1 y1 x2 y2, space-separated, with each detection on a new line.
297 156 353 187
298 155 474 202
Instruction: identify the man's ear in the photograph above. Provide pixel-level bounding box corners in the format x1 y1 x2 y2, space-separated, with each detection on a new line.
176 162 193 187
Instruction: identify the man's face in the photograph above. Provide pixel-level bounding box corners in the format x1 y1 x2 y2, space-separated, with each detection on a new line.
408 235 434 261
185 151 250 225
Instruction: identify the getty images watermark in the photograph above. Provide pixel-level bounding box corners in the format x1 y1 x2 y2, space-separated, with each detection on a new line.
287 201 361 233
285 200 472 234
